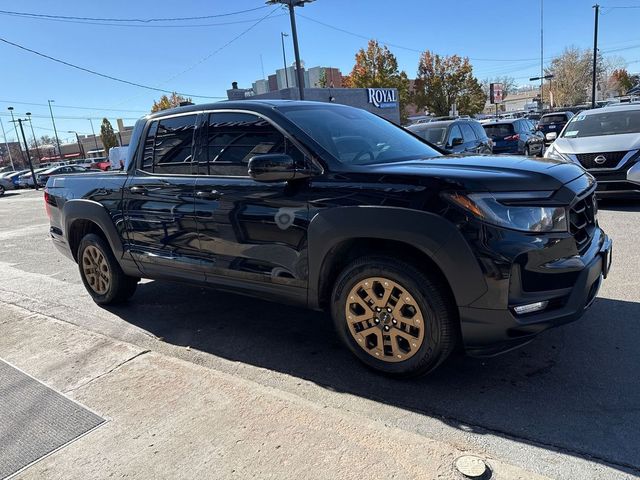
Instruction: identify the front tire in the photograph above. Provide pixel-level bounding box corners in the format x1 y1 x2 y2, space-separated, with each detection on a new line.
331 256 457 378
0 185 5 196
524 145 530 156
78 233 138 305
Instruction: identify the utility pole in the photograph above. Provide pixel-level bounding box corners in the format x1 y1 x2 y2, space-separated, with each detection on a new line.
47 100 62 158
88 118 99 151
0 118 15 171
540 0 544 111
13 118 38 190
281 32 290 88
267 0 313 100
592 4 600 108
25 113 42 162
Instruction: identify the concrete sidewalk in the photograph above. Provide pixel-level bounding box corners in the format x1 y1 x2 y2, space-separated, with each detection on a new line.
0 303 547 480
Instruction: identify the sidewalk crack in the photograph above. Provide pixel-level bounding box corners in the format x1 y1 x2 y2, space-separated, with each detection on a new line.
64 349 151 394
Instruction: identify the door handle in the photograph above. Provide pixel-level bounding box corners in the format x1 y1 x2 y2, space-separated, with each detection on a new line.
195 189 222 200
129 185 148 194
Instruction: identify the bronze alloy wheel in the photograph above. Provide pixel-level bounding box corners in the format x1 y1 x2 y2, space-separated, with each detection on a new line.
82 245 111 295
345 276 426 362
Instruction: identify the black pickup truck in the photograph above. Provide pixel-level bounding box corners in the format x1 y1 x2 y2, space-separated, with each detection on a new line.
45 100 612 377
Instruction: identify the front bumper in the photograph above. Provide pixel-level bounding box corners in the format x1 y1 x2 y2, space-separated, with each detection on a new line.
461 231 611 356
591 158 640 198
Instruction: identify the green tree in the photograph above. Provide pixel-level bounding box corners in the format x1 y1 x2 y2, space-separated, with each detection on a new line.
344 40 411 121
609 68 634 95
414 51 486 116
100 118 118 156
151 92 192 113
318 68 328 88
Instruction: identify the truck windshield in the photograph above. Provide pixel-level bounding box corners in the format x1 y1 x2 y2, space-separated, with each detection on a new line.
280 104 441 165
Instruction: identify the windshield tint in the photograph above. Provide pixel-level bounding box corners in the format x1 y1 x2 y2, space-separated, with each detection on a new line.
410 126 447 145
483 124 514 138
540 114 569 124
562 110 640 138
280 105 441 165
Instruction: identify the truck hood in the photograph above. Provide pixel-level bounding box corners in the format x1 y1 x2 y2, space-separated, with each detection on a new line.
553 133 640 154
363 155 586 192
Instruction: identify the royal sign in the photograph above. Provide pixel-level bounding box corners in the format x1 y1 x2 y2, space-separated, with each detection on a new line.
367 88 398 109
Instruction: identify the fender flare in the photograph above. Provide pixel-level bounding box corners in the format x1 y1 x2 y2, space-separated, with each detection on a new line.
62 199 125 260
307 206 487 308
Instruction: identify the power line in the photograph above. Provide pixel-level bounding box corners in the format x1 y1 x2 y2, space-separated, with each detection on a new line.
0 99 147 113
0 5 270 23
0 13 287 28
297 13 542 62
159 8 280 84
0 36 225 99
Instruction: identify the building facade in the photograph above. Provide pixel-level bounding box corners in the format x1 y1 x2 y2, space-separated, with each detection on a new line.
228 85 401 124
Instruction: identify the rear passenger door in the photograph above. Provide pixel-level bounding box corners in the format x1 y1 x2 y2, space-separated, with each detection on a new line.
121 113 203 280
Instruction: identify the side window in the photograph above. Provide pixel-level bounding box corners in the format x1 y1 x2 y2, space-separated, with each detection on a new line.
460 123 476 142
471 122 487 140
447 124 463 145
141 115 196 175
202 112 297 176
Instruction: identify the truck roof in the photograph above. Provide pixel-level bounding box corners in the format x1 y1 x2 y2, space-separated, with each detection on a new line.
147 99 330 119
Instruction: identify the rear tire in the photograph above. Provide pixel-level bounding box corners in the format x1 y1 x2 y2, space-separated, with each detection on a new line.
77 233 138 305
524 145 530 156
331 256 457 378
0 185 5 196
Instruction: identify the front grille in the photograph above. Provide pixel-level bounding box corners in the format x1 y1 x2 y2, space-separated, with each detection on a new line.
575 151 627 169
569 191 597 255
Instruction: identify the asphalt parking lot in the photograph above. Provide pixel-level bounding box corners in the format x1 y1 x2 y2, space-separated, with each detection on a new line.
1 188 639 479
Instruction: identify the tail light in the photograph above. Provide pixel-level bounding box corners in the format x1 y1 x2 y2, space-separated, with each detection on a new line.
504 134 520 141
43 190 56 218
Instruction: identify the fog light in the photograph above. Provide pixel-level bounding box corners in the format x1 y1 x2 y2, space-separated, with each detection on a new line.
513 301 548 315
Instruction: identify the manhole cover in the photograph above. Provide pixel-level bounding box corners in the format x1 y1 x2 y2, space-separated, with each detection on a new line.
455 455 488 478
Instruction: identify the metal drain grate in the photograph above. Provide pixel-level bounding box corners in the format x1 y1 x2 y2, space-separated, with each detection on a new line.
0 359 105 479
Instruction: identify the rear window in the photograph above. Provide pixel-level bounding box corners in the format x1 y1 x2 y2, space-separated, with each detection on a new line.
540 114 569 124
483 123 515 138
410 126 447 145
470 122 488 140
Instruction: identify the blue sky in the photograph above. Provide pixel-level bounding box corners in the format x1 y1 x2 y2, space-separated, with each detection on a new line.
1 0 639 143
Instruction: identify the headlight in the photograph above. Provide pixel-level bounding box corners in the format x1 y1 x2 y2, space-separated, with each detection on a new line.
544 144 571 162
444 192 568 233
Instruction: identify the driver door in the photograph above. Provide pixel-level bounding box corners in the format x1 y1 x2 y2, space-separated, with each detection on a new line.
193 110 310 295
446 124 465 153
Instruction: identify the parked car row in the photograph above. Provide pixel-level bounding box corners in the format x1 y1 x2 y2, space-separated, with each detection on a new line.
0 164 93 190
406 117 545 156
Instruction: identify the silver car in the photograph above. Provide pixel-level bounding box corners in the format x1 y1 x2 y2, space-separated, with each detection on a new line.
544 104 640 198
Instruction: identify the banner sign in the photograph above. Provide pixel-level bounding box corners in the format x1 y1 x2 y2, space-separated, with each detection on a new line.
490 83 503 104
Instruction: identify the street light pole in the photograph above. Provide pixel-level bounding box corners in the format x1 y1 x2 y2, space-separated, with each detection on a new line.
281 32 290 88
7 107 25 163
591 4 600 109
68 131 85 158
88 119 99 151
0 118 15 171
25 113 42 162
47 100 62 157
13 118 38 190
